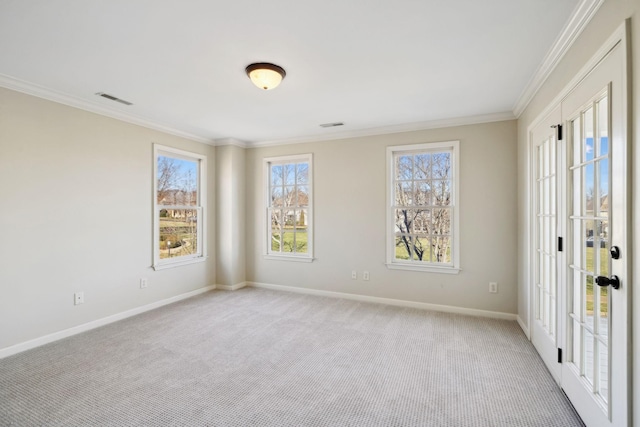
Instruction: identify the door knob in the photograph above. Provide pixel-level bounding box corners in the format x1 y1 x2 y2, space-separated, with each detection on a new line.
610 246 620 259
596 275 620 290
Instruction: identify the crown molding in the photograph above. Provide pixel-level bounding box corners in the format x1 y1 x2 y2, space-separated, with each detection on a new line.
213 138 249 148
0 73 215 145
512 0 604 117
249 111 515 148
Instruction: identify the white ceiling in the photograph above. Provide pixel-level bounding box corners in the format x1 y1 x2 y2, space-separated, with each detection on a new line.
0 0 582 146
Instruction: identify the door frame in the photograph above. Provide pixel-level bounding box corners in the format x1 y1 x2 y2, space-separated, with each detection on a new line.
525 18 631 422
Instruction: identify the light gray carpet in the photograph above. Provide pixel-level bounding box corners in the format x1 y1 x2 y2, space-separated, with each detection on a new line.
0 287 583 426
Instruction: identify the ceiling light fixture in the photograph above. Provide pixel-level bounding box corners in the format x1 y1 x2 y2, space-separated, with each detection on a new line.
245 63 286 90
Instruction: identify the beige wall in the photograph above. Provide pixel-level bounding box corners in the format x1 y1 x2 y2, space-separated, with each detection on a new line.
0 87 217 351
216 144 246 287
246 120 518 314
516 0 639 420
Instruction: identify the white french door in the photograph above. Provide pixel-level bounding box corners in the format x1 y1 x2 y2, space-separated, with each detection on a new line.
530 106 562 381
530 28 629 427
560 39 628 427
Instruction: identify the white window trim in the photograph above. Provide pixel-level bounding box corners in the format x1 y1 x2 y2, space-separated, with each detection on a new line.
263 153 314 261
385 140 461 274
153 144 207 270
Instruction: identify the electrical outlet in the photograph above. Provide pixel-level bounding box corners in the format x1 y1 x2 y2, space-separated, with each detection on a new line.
140 278 148 289
351 270 357 280
489 282 498 293
74 292 84 305
363 271 370 281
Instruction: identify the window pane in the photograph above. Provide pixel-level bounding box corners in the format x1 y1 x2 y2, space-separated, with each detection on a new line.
157 156 198 206
396 182 413 206
414 236 431 261
396 155 413 180
283 164 296 185
414 182 432 206
284 186 295 207
297 186 309 207
296 162 309 185
270 209 282 231
395 209 414 234
271 186 283 207
431 152 451 178
432 180 451 206
432 208 451 235
284 209 296 227
271 231 281 252
271 165 283 186
282 231 295 252
159 208 198 259
414 154 430 179
433 236 451 263
395 235 411 260
412 210 431 234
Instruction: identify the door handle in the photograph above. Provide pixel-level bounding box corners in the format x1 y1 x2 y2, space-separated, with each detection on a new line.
596 275 620 290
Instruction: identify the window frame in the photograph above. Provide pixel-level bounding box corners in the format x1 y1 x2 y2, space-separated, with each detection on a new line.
386 140 461 274
153 144 207 270
263 153 314 262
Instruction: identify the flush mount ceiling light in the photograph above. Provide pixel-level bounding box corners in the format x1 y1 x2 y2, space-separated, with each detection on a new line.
245 63 286 90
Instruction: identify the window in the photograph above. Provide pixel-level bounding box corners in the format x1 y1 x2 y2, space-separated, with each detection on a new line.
153 144 206 270
386 141 460 273
264 154 313 261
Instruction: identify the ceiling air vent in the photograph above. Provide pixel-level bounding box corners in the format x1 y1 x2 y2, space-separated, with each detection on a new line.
319 122 344 128
95 92 133 106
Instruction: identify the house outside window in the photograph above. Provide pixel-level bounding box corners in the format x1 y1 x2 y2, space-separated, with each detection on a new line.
386 141 460 274
264 154 313 262
153 144 206 270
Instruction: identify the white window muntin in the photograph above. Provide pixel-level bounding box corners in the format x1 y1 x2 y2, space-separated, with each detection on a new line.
264 153 313 262
153 144 207 270
386 140 460 273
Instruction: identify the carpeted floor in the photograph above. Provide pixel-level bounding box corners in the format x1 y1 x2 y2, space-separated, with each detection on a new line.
0 287 583 426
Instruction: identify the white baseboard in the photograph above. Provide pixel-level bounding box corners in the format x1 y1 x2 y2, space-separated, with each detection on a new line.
517 315 530 339
215 282 247 291
0 284 217 359
247 282 517 321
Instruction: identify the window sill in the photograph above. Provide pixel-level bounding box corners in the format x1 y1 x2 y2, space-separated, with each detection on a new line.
385 263 461 275
153 256 207 271
264 254 315 263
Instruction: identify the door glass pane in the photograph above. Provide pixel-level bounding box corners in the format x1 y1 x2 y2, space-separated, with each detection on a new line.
597 96 609 157
598 159 609 216
584 107 594 161
584 163 595 216
585 330 595 384
551 176 556 215
586 275 595 330
572 271 582 317
572 320 582 370
544 139 550 176
573 118 581 164
585 220 595 272
600 285 609 344
573 169 581 216
600 220 609 277
599 343 609 403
